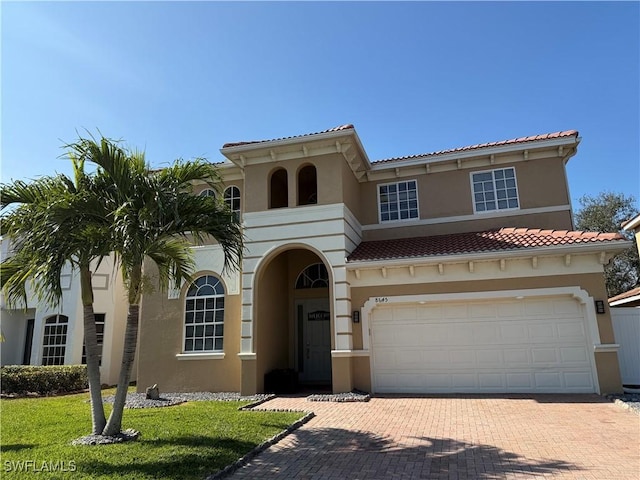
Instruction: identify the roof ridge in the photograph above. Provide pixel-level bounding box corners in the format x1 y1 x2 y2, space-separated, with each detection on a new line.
222 124 354 148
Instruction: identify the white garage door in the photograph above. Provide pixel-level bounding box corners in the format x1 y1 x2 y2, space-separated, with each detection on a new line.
371 295 596 393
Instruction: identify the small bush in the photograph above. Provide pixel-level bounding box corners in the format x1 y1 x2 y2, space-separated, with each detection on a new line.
1 365 88 395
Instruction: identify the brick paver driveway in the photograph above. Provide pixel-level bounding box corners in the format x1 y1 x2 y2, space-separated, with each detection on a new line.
227 394 639 479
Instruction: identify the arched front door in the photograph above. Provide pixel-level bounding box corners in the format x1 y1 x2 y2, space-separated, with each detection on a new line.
295 263 331 385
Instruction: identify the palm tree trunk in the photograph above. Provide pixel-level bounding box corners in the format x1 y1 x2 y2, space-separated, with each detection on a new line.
79 265 106 435
102 302 139 436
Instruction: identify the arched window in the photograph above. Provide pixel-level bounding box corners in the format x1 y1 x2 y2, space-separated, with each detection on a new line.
297 165 317 206
42 315 69 365
224 186 241 217
270 168 288 209
295 263 329 289
199 188 216 199
184 275 225 352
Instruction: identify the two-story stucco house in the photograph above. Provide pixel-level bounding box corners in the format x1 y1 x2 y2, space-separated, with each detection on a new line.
134 125 630 396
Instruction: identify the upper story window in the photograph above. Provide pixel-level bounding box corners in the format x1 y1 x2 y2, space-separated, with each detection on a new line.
224 186 241 216
378 179 419 223
295 263 329 289
297 165 317 206
199 188 216 199
42 314 68 366
184 275 225 352
270 168 288 209
471 167 519 213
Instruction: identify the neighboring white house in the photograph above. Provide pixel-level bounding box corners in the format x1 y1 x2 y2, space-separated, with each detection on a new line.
0 239 131 385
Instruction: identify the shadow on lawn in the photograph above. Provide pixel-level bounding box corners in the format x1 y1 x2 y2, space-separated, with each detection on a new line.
2 444 36 452
78 435 257 479
229 427 580 479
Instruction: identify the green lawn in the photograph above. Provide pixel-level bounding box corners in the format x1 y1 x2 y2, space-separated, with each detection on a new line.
0 390 304 479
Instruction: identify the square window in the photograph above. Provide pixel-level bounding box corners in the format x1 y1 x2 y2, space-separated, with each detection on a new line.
205 338 214 350
214 338 223 350
378 180 419 223
472 168 519 213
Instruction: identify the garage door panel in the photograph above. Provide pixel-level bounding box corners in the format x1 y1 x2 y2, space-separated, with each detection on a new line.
371 296 595 393
560 346 589 363
557 322 585 338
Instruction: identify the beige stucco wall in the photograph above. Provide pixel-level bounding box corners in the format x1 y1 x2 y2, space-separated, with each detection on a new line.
243 154 346 213
137 262 242 393
357 156 572 231
349 272 621 393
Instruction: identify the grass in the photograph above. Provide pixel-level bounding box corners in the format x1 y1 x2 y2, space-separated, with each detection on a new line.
0 389 304 479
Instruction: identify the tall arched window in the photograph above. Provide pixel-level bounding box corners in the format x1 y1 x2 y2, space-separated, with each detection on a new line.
295 263 329 289
297 165 317 206
224 186 241 217
42 314 69 365
184 275 225 352
270 168 288 209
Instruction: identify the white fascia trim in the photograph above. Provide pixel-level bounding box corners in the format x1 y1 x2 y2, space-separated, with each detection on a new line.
362 205 571 231
176 352 225 360
593 344 620 353
221 129 372 166
609 294 640 307
622 214 640 231
347 240 633 271
331 349 370 358
370 136 580 171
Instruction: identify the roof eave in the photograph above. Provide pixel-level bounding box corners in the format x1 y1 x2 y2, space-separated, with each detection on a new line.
371 135 581 170
346 239 632 269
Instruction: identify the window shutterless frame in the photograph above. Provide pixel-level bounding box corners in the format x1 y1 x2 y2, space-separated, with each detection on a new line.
377 179 419 223
183 275 225 353
469 167 520 214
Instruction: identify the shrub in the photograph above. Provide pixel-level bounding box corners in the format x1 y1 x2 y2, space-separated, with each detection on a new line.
1 365 88 395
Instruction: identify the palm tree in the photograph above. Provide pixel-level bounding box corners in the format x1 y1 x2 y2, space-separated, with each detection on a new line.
66 136 243 436
1 160 110 435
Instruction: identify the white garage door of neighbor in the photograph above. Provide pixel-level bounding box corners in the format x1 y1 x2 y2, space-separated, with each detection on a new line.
371 296 596 393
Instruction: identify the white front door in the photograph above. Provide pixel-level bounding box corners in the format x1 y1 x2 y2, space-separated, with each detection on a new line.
297 298 331 384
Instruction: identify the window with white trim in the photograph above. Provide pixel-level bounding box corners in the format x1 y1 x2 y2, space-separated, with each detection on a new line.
42 315 68 365
378 179 419 222
224 186 241 217
471 167 519 213
184 275 225 352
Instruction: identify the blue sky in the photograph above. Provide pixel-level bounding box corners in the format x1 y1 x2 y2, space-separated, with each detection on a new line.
2 1 639 213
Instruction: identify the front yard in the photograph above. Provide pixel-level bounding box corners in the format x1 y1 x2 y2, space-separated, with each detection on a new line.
0 389 304 479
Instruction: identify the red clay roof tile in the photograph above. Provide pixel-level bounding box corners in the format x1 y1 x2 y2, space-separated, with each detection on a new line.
347 227 626 263
222 124 354 148
608 286 640 303
372 130 579 165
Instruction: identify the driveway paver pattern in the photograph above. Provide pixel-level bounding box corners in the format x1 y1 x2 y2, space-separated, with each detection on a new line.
227 394 639 479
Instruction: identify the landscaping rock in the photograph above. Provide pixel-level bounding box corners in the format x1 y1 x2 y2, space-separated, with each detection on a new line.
72 428 140 446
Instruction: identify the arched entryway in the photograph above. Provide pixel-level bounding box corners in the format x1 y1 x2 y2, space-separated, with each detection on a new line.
254 247 332 392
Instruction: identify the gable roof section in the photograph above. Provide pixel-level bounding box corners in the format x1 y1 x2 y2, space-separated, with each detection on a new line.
372 130 579 165
348 228 626 263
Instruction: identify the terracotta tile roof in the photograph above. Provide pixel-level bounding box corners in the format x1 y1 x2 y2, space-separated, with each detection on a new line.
372 130 579 165
222 124 354 148
347 227 625 262
608 286 640 304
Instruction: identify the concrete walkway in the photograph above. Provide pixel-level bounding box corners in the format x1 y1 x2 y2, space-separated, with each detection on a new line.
227 394 639 479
